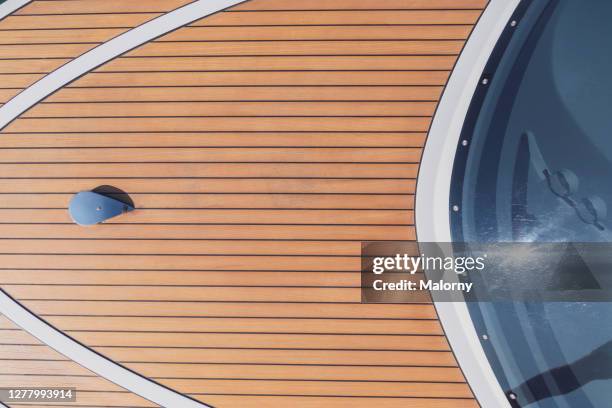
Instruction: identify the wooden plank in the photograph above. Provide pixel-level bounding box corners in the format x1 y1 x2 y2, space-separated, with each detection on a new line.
0 359 461 382
0 26 472 45
0 43 95 59
0 74 44 88
0 41 459 59
0 14 161 30
9 117 432 132
0 254 363 271
16 0 190 14
0 373 470 397
189 396 478 408
0 224 416 240
0 148 422 164
0 181 413 196
0 209 413 225
0 345 65 361
0 193 415 210
5 285 415 303
194 10 481 26
21 300 438 320
174 380 470 398
0 270 361 288
0 240 361 256
0 133 427 148
0 315 443 336
40 86 443 103
0 373 121 391
14 344 455 367
8 396 477 408
129 40 464 57
98 348 453 368
9 392 154 407
0 255 360 271
68 71 449 87
0 163 420 178
0 179 415 194
0 29 122 45
0 89 20 102
158 380 472 399
12 391 155 407
8 406 152 408
0 208 413 225
0 358 100 376
0 330 42 345
99 56 457 71
80 332 447 353
233 0 488 10
0 59 69 74
161 25 474 41
26 101 437 117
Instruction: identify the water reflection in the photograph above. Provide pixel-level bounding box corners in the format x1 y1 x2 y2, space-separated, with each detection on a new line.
511 340 612 405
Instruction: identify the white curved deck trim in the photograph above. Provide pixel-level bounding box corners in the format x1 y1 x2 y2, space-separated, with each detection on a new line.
0 0 31 21
0 1 248 406
0 0 246 131
415 0 521 407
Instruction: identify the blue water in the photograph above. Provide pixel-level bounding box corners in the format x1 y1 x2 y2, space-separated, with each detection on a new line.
455 0 612 406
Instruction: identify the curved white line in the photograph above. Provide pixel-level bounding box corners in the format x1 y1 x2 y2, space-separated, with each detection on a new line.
0 0 32 21
0 0 246 131
0 1 247 406
415 0 520 407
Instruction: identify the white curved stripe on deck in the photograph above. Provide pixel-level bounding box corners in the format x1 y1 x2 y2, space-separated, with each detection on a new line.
415 0 520 407
0 0 247 131
0 0 248 406
0 0 31 21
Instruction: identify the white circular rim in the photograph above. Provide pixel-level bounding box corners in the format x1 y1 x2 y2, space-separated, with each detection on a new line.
415 0 521 407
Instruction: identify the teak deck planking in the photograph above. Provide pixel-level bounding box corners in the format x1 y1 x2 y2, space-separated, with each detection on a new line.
0 0 488 407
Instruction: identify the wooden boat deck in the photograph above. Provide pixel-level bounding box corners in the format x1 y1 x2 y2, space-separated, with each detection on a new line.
0 1 487 407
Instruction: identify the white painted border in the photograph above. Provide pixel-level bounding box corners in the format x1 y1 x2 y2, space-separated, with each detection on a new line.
0 0 247 406
415 0 521 407
0 0 246 131
0 0 31 21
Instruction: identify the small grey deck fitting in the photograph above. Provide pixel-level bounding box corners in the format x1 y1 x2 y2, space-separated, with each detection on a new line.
69 191 134 226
